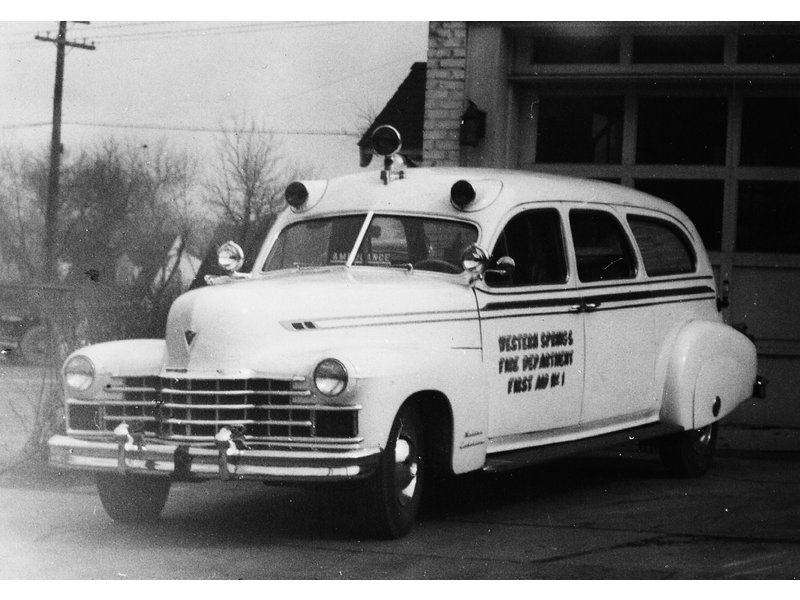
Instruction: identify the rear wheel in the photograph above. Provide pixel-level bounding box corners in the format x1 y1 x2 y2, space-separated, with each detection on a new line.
660 422 718 477
96 473 171 523
361 404 425 539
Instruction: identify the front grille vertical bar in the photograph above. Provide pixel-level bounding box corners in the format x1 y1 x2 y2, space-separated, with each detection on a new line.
243 378 250 433
266 380 272 438
215 378 220 435
186 379 192 438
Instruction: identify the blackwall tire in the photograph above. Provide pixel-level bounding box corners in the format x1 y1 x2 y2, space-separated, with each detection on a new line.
96 473 171 523
660 422 718 477
362 404 425 539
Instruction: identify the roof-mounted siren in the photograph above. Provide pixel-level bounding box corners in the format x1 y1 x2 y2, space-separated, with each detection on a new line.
371 125 405 185
284 179 328 213
450 180 476 210
450 178 503 212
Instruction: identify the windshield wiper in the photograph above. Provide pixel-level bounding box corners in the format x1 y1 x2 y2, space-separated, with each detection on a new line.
389 263 414 272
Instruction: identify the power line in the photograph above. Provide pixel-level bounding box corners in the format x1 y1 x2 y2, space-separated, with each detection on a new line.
69 121 361 137
0 21 363 48
0 122 52 130
66 21 172 33
91 21 364 44
2 120 361 137
0 20 168 41
269 52 422 106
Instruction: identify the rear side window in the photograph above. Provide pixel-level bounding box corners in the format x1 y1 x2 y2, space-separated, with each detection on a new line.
570 209 637 282
627 216 696 276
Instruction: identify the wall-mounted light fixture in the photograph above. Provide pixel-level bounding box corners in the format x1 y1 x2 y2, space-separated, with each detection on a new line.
460 100 486 147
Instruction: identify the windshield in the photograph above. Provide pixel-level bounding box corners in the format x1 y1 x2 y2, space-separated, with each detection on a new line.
263 214 479 274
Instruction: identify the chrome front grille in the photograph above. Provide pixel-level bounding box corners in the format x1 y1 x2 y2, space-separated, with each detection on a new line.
66 376 361 448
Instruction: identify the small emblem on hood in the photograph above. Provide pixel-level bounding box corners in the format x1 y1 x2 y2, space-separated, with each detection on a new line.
184 330 198 347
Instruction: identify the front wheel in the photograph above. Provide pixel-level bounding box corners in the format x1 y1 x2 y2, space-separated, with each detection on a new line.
96 473 171 523
659 422 718 477
361 404 425 539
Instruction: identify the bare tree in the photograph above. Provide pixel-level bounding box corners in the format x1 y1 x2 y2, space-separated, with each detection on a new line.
205 117 318 246
0 146 50 280
206 118 282 244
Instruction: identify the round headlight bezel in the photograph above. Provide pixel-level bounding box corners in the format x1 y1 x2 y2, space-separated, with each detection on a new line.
64 355 95 392
313 358 348 397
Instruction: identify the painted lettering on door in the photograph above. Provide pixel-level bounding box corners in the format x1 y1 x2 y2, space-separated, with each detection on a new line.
497 330 575 394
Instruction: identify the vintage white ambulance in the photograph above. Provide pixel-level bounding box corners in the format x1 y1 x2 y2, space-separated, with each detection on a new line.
49 127 762 539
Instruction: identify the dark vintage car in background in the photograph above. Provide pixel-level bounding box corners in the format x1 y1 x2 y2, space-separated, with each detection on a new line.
0 284 51 366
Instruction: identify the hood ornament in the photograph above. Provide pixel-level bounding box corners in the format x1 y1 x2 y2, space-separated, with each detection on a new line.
184 330 198 348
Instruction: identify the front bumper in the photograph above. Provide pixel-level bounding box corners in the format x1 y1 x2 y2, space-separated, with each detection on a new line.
48 434 381 483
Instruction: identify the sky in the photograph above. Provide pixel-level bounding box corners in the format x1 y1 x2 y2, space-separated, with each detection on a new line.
1 4 791 181
0 19 430 179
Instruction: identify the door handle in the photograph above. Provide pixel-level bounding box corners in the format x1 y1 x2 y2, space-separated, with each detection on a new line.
569 302 602 313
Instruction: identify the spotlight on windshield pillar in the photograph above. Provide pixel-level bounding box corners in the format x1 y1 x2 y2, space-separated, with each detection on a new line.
285 181 309 209
451 180 476 210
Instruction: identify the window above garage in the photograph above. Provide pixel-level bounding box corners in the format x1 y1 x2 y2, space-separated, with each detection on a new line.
509 24 800 79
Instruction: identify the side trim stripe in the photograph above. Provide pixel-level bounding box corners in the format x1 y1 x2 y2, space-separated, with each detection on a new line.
481 285 715 312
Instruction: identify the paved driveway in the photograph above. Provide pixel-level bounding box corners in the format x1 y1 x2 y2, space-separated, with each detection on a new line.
1 451 798 579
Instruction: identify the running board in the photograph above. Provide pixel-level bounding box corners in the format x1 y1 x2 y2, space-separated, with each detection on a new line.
483 423 682 473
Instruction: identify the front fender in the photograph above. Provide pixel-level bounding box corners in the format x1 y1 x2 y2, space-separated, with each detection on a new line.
65 339 166 398
67 339 167 376
660 320 757 429
337 343 486 474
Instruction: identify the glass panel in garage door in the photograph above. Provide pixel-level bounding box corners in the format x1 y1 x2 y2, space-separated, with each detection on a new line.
737 181 800 254
535 96 624 164
740 97 800 167
637 96 728 165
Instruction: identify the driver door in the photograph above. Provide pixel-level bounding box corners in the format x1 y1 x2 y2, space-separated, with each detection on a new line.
476 206 585 445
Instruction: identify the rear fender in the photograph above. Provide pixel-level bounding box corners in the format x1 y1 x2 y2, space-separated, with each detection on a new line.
660 320 757 429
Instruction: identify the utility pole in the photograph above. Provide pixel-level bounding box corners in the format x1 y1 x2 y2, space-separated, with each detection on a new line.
35 22 95 281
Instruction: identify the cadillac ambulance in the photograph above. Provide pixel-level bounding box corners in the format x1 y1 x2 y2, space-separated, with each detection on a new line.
49 126 762 539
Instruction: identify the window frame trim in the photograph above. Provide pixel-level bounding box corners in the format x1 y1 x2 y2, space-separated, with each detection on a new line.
567 205 642 285
626 213 699 277
480 202 574 292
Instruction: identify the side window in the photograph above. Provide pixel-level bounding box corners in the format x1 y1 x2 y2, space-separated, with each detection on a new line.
627 215 696 276
487 209 568 287
569 209 637 282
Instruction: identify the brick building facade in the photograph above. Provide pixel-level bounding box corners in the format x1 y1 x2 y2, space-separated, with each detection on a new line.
422 22 467 166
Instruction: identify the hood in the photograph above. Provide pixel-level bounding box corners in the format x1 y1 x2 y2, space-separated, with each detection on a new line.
164 267 479 375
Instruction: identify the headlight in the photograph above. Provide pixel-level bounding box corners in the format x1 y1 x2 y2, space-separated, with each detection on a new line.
64 355 95 392
313 358 348 397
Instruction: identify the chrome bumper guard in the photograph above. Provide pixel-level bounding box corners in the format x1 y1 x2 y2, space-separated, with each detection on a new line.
48 431 381 482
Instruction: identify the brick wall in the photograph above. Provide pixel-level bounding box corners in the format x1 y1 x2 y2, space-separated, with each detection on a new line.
423 21 468 166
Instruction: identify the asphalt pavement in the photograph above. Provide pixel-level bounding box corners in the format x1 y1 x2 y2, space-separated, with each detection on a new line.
0 450 798 579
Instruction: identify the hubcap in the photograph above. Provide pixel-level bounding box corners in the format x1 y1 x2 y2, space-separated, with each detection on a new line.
393 428 418 507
